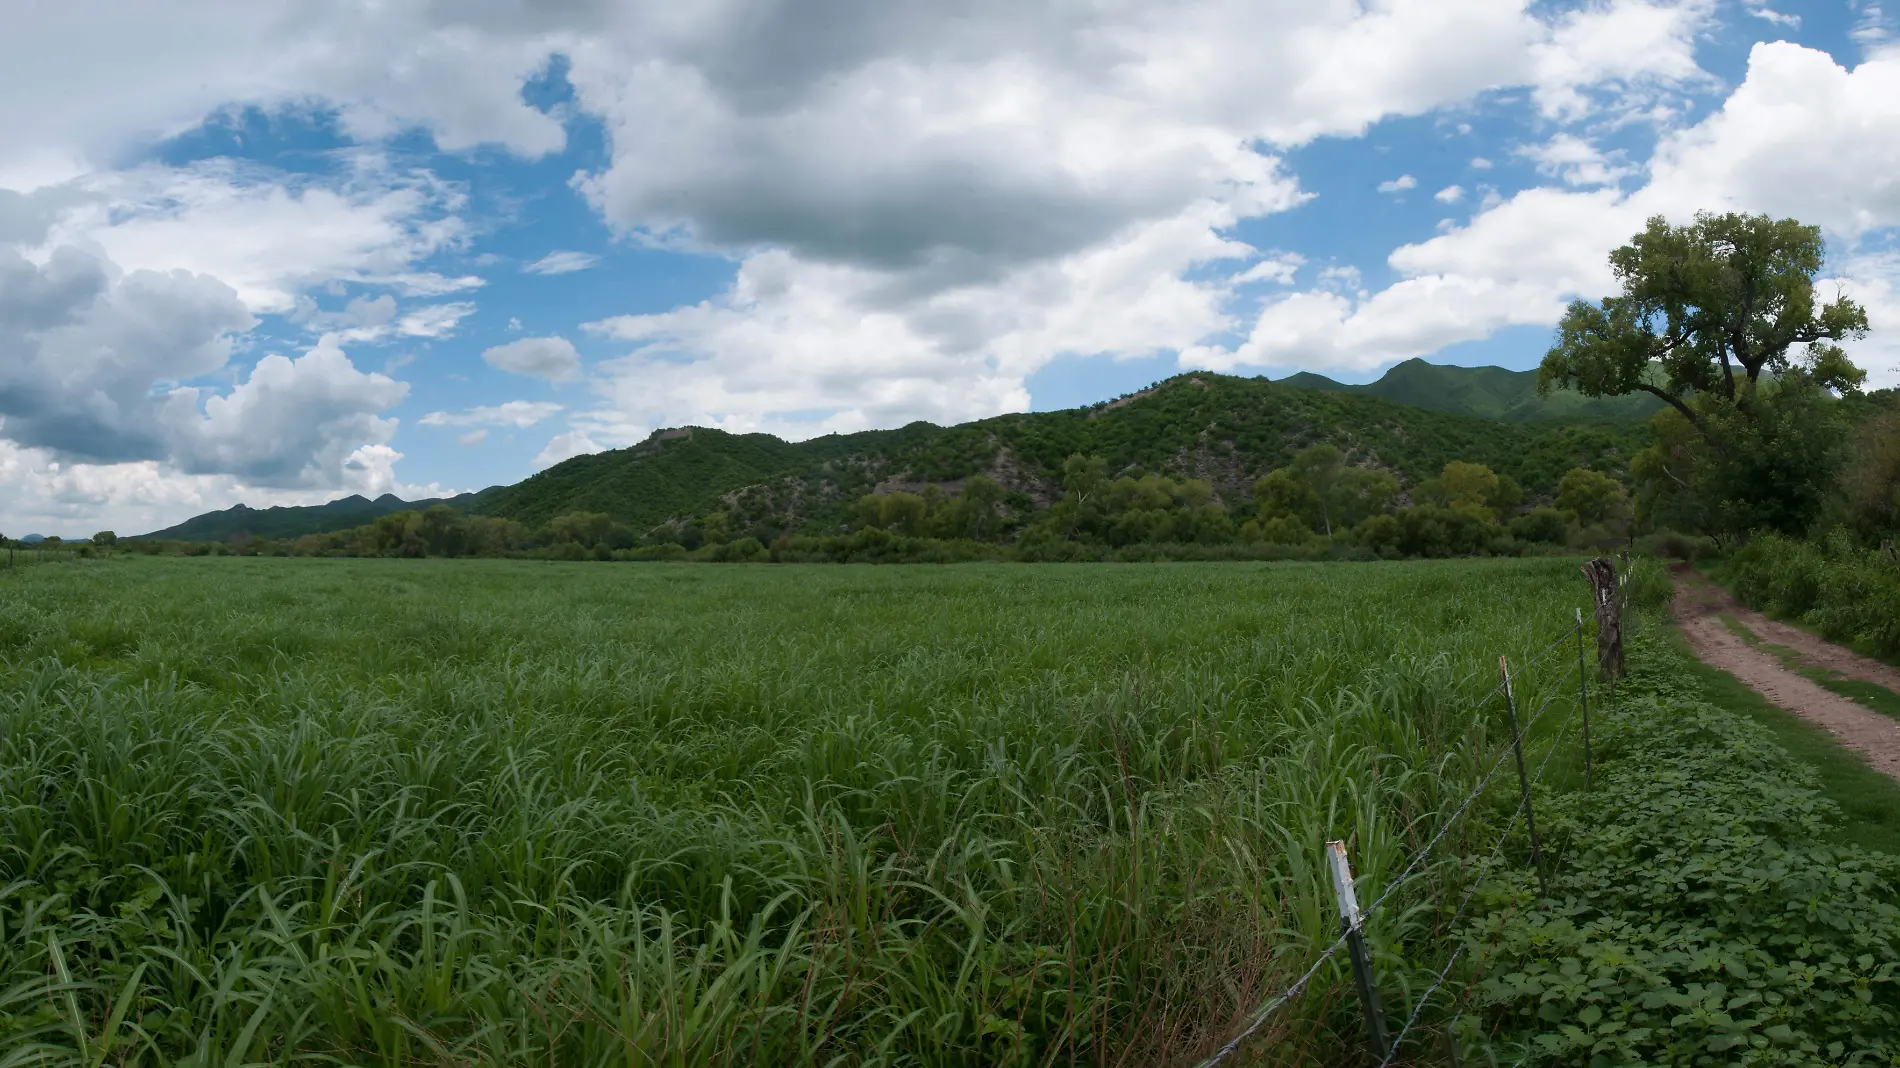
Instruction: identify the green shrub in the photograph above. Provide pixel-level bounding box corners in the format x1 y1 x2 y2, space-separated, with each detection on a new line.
1622 555 1675 613
1508 507 1569 545
1729 532 1900 656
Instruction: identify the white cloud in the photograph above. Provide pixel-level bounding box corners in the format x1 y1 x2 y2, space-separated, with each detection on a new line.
42 158 475 315
1528 0 1714 121
1232 252 1304 285
1190 42 1900 379
421 400 564 428
457 429 488 447
534 429 605 469
1518 134 1635 187
523 250 600 275
578 198 1264 440
395 301 476 339
482 336 582 382
1742 2 1800 28
1470 156 1494 169
1435 185 1466 203
0 241 409 487
1378 175 1419 193
0 437 444 537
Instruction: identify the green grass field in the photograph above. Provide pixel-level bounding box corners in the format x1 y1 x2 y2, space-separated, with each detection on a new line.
0 557 1595 1066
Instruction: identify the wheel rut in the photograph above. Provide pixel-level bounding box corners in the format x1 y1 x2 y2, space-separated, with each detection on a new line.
1670 566 1900 783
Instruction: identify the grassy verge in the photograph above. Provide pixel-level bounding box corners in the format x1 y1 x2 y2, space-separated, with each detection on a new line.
1667 620 1900 855
1716 612 1900 723
1468 615 1900 1064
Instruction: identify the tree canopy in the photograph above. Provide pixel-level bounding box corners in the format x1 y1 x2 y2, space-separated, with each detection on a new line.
1542 212 1871 536
1539 212 1867 440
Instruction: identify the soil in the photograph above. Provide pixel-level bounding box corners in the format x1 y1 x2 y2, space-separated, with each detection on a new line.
1670 565 1900 782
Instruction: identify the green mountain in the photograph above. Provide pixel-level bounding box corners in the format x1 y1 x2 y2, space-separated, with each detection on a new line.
1278 358 1665 422
466 372 1646 537
138 363 1657 542
137 490 494 542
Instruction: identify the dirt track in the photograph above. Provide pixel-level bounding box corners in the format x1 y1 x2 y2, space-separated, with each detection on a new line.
1671 567 1900 782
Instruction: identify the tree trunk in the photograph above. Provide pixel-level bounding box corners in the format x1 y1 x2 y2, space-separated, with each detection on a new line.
1582 557 1624 678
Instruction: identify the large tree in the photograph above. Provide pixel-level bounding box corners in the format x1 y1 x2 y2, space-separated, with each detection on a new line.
1540 212 1867 436
1540 212 1870 534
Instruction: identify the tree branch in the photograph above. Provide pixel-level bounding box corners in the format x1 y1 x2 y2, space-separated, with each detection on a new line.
1636 383 1712 442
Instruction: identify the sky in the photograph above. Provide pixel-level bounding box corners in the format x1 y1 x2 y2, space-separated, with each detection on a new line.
3 1 1900 536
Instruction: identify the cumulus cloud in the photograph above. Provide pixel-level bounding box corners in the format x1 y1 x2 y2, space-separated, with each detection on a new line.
523 250 599 275
0 243 409 488
420 400 564 428
575 199 1262 440
1190 41 1900 379
457 429 488 447
37 158 478 315
482 336 582 381
0 437 445 537
1518 134 1635 186
1435 185 1466 203
1378 175 1419 193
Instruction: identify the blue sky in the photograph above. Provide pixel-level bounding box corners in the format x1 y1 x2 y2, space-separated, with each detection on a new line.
3 0 1900 534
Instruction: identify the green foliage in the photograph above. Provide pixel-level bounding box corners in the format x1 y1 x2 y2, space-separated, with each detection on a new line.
1544 212 1869 539
1728 532 1900 657
1396 505 1501 558
1837 399 1900 539
0 556 1599 1064
1509 507 1570 545
1555 466 1628 525
1474 635 1900 1064
388 374 1648 542
1281 357 1666 422
1541 212 1868 426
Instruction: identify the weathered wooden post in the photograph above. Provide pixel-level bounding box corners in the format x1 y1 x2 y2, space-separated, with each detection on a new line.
1581 557 1624 678
1327 841 1390 1059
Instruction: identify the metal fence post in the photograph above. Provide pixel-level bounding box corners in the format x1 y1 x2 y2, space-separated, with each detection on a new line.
1498 657 1549 898
1326 840 1390 1059
1575 608 1591 791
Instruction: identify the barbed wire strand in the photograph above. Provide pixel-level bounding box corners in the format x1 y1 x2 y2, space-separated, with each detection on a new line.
1196 637 1581 1068
1375 690 1588 1068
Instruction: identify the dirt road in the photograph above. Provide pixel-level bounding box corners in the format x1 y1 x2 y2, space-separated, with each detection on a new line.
1671 567 1900 782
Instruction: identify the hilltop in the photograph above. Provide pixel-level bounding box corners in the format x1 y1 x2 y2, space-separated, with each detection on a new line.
134 362 1651 541
1277 358 1665 422
139 490 495 542
465 371 1644 536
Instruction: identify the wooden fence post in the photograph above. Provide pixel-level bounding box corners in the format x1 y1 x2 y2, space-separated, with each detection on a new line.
1581 557 1624 679
1327 841 1390 1060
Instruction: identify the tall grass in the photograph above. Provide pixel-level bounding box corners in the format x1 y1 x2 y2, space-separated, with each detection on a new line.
0 558 1590 1065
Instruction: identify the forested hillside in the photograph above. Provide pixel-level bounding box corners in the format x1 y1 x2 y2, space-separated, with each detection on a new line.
472 372 1645 535
1278 357 1665 422
140 490 494 542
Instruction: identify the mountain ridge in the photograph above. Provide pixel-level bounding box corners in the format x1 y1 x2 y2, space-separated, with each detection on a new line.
1277 358 1664 422
132 361 1652 540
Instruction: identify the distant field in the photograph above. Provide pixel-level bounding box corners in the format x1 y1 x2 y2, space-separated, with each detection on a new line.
0 557 1590 1065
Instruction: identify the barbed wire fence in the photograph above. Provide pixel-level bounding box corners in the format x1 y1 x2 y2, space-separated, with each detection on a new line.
1197 558 1638 1068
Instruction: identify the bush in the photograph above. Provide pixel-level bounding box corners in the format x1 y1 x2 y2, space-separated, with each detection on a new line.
1728 533 1828 618
1507 507 1569 545
1622 555 1674 613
